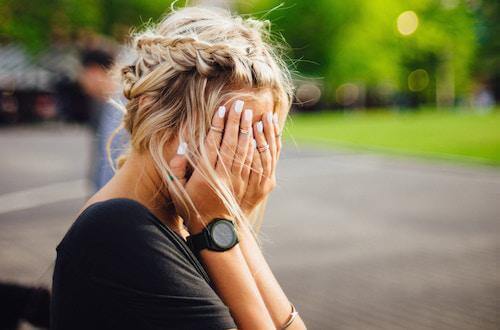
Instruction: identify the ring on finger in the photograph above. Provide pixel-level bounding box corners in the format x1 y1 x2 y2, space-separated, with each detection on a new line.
257 143 270 153
210 125 224 133
239 128 250 135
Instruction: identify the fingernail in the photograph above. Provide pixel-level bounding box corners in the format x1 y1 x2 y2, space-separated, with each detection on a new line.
218 106 226 118
273 113 278 125
244 109 253 121
234 100 244 113
256 121 263 133
252 139 257 148
266 112 273 123
177 141 187 155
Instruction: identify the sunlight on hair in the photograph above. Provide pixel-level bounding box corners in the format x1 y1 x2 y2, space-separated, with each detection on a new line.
107 6 294 236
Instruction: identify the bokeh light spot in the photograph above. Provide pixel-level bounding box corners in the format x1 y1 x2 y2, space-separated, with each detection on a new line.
397 11 419 36
296 83 322 107
408 69 429 91
336 83 360 106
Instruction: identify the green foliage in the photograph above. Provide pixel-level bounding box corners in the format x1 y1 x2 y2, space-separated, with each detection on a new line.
327 0 403 88
236 0 354 78
0 0 185 52
0 0 102 52
401 0 477 96
236 0 479 103
473 0 499 79
100 0 186 37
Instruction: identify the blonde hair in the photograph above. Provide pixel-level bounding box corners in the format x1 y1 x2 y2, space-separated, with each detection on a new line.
110 6 293 234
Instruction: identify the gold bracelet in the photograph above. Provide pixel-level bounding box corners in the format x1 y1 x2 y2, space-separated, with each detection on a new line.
280 302 299 329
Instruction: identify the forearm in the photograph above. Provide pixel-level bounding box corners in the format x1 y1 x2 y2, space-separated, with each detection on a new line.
238 220 307 329
191 221 275 329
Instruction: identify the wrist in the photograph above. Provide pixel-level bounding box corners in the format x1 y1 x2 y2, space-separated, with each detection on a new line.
186 218 240 255
186 213 234 235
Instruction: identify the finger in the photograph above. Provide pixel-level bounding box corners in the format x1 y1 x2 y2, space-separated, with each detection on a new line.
272 112 282 176
205 105 227 167
216 99 244 176
168 141 188 187
232 108 253 176
241 136 255 187
248 138 263 188
253 120 272 179
262 111 277 177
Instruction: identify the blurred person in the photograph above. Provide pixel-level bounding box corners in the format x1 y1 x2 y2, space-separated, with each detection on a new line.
68 49 126 192
78 49 116 130
51 6 306 330
54 49 114 125
91 96 129 191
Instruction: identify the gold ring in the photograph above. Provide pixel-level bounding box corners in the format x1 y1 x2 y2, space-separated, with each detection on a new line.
210 125 224 133
239 128 249 135
257 143 269 153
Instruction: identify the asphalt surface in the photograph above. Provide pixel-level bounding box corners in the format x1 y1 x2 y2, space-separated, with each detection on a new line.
1 123 499 329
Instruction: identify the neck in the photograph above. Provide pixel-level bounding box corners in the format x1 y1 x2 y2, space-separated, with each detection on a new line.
101 151 182 232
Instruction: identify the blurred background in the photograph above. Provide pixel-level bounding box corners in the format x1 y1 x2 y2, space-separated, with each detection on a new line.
0 0 498 329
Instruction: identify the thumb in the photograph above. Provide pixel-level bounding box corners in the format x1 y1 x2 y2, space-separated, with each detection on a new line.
168 141 189 187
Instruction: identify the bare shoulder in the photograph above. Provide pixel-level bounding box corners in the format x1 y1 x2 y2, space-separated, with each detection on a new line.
77 182 131 218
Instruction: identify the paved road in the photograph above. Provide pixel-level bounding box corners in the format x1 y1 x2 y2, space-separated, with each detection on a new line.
1 123 499 329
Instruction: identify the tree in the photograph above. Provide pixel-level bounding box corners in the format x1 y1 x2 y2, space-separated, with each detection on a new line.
0 0 186 52
472 0 500 100
236 0 478 107
0 0 483 106
0 0 102 52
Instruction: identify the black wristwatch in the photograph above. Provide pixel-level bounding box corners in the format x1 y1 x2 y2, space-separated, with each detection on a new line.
186 218 239 255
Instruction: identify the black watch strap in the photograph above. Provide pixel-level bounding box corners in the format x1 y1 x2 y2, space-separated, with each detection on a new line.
186 218 238 256
186 230 210 255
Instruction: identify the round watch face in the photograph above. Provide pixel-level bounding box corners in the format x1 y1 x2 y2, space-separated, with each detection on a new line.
211 220 237 248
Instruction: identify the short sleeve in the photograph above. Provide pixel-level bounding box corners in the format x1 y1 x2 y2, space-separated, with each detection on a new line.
52 198 236 330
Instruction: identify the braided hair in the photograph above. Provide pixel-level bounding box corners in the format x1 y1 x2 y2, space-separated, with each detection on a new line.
111 6 293 233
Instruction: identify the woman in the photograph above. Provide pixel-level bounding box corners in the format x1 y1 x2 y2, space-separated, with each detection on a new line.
51 6 307 330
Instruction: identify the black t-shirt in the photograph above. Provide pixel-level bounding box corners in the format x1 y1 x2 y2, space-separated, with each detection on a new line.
51 198 236 330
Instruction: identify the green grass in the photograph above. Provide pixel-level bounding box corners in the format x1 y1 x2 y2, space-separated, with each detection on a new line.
283 108 500 166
